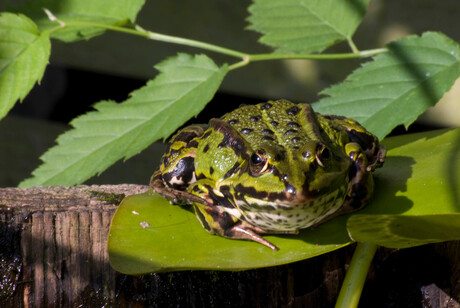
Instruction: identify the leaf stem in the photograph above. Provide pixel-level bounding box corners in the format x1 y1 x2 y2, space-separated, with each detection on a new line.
348 38 360 53
46 15 387 69
47 19 248 59
134 25 248 59
335 242 377 308
249 48 386 62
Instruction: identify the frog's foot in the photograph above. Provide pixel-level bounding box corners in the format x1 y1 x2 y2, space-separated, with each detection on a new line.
193 204 280 251
225 221 280 251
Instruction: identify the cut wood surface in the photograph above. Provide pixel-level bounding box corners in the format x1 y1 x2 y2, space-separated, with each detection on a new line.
0 185 458 307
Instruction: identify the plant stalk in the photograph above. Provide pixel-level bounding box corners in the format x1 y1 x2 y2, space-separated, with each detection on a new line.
335 242 378 308
48 17 387 67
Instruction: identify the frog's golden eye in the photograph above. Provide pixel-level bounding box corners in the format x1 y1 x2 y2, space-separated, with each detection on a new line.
315 145 330 167
249 149 270 175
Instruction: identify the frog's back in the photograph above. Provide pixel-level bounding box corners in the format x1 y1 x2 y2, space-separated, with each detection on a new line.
221 100 325 151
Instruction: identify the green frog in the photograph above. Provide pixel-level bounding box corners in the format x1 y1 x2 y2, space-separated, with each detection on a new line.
151 99 386 250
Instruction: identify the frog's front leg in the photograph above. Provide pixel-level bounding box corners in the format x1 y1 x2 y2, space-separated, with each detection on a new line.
151 170 209 206
342 142 375 211
188 179 281 251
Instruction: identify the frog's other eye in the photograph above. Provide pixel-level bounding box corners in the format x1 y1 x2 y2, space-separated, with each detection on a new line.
315 145 330 167
249 149 270 175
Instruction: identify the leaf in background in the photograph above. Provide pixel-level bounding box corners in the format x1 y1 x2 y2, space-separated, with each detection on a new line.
247 0 370 53
0 13 50 120
108 128 460 274
313 32 460 140
8 0 145 42
19 54 227 187
347 128 460 248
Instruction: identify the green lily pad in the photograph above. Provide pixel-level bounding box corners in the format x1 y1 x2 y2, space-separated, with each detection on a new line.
347 128 460 247
347 213 460 248
108 192 350 274
108 128 460 274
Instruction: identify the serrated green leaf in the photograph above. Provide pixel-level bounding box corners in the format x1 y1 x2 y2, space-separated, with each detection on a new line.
313 32 460 140
19 54 228 187
108 128 460 274
247 0 370 53
0 13 50 120
8 0 145 42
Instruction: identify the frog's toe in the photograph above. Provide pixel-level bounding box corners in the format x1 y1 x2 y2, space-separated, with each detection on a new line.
225 222 279 251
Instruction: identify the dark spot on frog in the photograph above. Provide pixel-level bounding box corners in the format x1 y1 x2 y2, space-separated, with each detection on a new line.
212 119 248 157
260 102 273 110
286 106 301 116
287 121 300 128
162 155 170 167
195 173 207 180
223 162 240 180
270 121 279 127
207 186 235 208
274 151 285 161
228 119 239 125
284 129 297 135
195 208 211 231
205 208 236 231
186 140 198 148
174 130 201 143
163 157 195 189
261 136 275 142
201 130 212 140
293 146 300 150
292 137 301 143
191 185 202 193
209 166 214 175
235 184 268 200
203 144 210 153
231 139 245 154
250 115 261 122
241 128 254 134
262 129 274 135
254 214 263 221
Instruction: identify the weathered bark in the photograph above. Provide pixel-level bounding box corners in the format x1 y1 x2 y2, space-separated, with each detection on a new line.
0 185 147 307
0 185 458 307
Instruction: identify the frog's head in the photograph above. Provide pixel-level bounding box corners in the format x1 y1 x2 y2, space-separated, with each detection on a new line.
211 112 351 207
229 138 351 206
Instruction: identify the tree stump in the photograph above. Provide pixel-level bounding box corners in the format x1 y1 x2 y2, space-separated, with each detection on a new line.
0 185 458 307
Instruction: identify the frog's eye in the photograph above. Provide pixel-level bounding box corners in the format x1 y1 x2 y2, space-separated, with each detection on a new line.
249 149 269 175
251 153 263 164
315 145 330 167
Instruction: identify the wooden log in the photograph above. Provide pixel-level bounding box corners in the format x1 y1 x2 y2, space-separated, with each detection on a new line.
0 185 146 307
0 185 458 307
